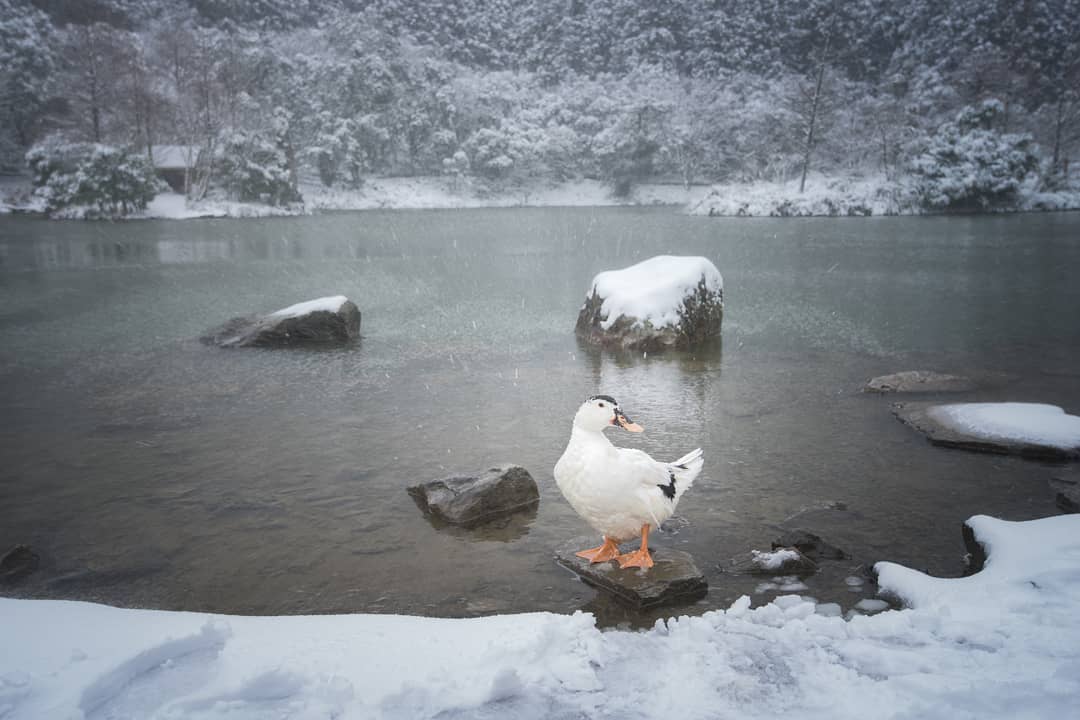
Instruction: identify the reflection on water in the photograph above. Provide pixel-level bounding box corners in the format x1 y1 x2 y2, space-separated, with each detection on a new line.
1 208 1079 624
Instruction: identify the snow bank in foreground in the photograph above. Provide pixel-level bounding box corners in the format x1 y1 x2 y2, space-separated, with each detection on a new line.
3 513 1078 719
928 402 1080 451
589 255 723 330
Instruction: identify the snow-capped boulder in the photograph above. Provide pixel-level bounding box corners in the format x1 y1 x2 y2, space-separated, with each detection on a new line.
555 538 707 610
894 402 1080 461
201 295 361 348
407 465 539 528
576 255 723 351
863 370 975 394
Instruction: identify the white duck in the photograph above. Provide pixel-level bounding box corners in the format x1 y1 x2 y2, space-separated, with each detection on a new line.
554 395 703 569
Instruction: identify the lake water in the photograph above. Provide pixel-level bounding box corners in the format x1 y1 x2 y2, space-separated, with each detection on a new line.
1 207 1078 626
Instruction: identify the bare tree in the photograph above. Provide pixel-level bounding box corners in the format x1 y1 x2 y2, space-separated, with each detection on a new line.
787 33 836 193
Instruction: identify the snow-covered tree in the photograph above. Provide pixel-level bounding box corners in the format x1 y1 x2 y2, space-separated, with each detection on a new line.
910 99 1039 211
26 139 162 217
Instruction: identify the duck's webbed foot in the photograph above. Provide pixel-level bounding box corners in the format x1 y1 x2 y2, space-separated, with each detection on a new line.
575 536 620 563
617 523 654 569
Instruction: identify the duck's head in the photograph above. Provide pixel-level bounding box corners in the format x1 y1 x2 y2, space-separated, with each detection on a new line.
574 395 644 433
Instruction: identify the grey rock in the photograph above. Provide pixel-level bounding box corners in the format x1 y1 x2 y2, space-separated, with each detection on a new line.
772 530 848 561
893 402 1080 461
575 277 723 351
0 545 39 583
725 547 818 575
1050 473 1080 514
864 371 975 394
556 537 708 610
202 299 361 348
408 465 539 527
962 520 988 575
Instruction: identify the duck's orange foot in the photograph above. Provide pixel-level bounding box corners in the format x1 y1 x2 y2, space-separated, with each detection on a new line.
575 537 621 564
617 548 654 569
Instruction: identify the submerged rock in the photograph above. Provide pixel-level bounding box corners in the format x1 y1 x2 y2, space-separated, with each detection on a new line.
556 538 707 610
1050 473 1080 514
408 465 539 527
0 545 40 583
893 401 1080 461
772 530 848 561
201 295 361 348
864 370 975 394
575 255 723 351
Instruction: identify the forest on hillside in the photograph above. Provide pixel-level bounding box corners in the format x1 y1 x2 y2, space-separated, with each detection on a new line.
1 0 1078 215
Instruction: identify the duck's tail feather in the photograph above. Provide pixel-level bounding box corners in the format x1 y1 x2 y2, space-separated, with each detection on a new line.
667 448 703 505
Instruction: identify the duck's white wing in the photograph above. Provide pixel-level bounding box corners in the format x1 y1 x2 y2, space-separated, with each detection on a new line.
612 447 672 489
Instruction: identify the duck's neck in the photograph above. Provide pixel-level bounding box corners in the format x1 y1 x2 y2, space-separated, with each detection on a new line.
569 425 613 448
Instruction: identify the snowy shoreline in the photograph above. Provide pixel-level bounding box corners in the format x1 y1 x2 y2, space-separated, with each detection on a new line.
2 513 1078 719
4 174 1078 221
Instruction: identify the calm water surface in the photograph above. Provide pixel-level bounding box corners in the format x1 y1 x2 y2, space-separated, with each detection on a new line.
1 207 1078 625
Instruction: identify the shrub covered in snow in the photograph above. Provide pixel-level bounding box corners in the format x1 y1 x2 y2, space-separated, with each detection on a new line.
26 140 161 218
215 128 302 207
910 100 1039 212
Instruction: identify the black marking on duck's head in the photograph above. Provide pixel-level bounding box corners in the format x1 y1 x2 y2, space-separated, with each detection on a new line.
658 472 677 500
588 394 618 406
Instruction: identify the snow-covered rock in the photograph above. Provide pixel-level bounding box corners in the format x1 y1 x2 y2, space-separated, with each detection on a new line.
576 255 723 351
894 401 1080 461
407 465 539 528
726 548 818 575
863 370 975 394
555 537 707 610
200 295 361 348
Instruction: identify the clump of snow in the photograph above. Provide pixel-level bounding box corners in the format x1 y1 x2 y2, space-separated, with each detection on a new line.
751 548 800 570
138 193 305 220
689 173 909 217
589 255 723 330
2 513 1080 719
928 402 1080 451
269 296 349 319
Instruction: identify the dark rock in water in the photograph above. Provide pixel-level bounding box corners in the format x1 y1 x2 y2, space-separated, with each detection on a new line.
1050 473 1080 514
725 547 818 575
962 520 988 575
575 257 723 352
201 296 361 348
0 544 39 583
772 530 848 561
863 370 976 394
408 465 539 527
893 402 1080 461
556 537 707 610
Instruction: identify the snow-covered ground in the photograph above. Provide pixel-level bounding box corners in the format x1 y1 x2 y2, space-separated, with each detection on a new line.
3 513 1077 720
5 173 1078 220
689 173 1080 217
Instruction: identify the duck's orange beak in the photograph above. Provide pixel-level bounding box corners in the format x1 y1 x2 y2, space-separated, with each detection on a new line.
613 410 644 433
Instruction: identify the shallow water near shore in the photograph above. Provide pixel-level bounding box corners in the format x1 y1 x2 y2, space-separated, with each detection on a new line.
1 208 1078 626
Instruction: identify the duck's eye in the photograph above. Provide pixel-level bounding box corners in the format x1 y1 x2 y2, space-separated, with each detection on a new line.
598 402 605 408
